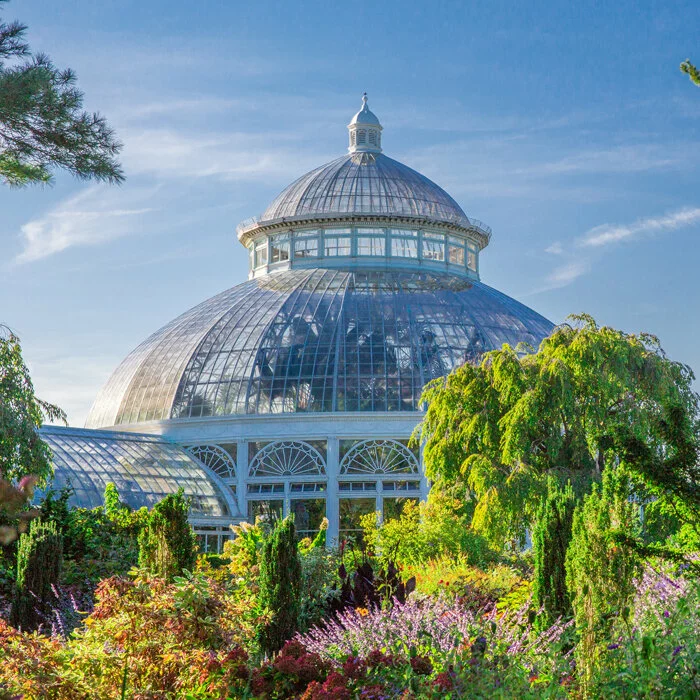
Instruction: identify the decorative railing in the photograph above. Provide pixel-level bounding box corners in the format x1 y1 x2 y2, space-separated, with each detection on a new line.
237 213 492 242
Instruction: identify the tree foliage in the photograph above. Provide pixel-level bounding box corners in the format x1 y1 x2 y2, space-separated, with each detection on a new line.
417 314 700 549
0 326 65 485
532 479 575 625
565 467 641 686
10 518 63 631
0 0 123 186
681 59 700 87
257 515 302 655
137 489 197 581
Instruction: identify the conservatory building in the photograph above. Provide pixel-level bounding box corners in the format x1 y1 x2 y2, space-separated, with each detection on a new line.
44 96 554 550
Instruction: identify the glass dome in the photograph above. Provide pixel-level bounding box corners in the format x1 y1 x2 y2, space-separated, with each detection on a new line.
86 268 553 427
257 153 472 228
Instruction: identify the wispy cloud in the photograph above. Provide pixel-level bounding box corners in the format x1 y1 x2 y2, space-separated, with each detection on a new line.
545 242 564 255
544 260 589 289
579 207 700 248
15 187 155 263
120 128 329 183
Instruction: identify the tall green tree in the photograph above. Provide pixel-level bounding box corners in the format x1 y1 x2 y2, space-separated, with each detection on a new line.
0 326 65 484
0 327 65 542
565 467 641 687
532 478 576 625
257 515 302 655
417 315 700 550
0 0 123 186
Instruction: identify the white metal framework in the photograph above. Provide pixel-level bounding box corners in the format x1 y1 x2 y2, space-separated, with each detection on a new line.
249 440 326 477
186 444 237 481
339 439 419 475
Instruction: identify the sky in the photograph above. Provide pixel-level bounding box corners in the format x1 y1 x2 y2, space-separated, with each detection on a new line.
1 0 699 426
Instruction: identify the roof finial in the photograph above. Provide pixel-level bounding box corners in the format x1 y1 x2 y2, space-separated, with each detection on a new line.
362 92 368 107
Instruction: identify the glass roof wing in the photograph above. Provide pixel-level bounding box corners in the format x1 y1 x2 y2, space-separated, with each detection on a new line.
39 426 235 517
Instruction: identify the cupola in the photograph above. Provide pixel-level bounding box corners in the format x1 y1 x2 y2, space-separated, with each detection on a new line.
348 93 382 154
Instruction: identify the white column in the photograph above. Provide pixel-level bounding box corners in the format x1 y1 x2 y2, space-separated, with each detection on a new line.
326 435 339 547
236 439 248 520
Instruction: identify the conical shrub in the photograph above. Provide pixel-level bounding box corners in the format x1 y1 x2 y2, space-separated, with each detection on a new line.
10 519 62 631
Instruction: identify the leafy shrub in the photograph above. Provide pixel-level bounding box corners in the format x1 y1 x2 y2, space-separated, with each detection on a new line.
589 576 700 698
298 596 574 698
10 519 62 631
409 555 529 612
138 489 198 581
67 572 255 698
360 491 494 569
298 544 340 633
0 618 90 698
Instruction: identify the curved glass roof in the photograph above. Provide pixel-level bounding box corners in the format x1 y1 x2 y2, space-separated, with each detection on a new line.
258 154 472 228
86 269 553 426
39 426 235 517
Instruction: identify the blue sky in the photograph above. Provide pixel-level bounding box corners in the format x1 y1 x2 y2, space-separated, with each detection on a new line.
2 0 699 425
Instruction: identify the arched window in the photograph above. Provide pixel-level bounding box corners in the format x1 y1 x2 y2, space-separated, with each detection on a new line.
339 439 418 475
247 441 327 539
249 440 326 477
186 444 237 481
338 439 420 541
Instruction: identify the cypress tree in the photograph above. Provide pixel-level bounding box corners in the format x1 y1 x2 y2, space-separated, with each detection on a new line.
10 519 62 631
565 467 641 686
138 489 197 580
532 479 576 625
257 515 302 655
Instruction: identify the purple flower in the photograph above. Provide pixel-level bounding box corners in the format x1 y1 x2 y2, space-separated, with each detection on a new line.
673 645 683 656
607 643 620 650
663 610 670 618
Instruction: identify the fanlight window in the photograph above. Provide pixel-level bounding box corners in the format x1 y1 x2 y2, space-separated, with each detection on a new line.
339 439 419 475
249 441 326 478
186 444 236 480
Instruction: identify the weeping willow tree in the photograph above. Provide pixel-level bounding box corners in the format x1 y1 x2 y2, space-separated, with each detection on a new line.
416 314 700 555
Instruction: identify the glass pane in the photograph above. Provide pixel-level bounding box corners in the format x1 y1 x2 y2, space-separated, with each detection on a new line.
383 497 418 522
247 499 283 524
271 235 290 263
324 236 352 256
391 237 418 258
294 237 318 258
467 248 477 271
448 244 465 265
357 236 385 256
423 236 445 262
255 242 268 267
290 498 326 539
339 497 376 543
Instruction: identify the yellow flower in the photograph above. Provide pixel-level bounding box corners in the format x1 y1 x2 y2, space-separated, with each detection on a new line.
356 607 369 617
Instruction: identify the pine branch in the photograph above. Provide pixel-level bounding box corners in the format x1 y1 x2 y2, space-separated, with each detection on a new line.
681 59 700 87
